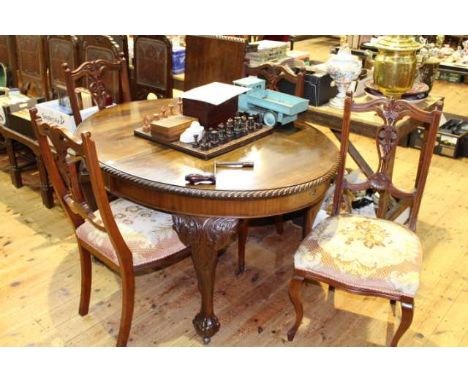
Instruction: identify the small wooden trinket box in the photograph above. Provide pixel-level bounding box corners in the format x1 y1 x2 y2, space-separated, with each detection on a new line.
150 114 197 142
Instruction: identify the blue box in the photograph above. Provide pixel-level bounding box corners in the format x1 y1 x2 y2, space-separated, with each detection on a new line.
172 47 185 74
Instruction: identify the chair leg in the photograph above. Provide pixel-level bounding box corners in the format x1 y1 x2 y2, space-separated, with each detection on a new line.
287 275 305 341
237 219 249 274
5 138 22 188
390 300 414 347
78 245 92 316
36 155 54 209
116 275 135 347
274 215 284 235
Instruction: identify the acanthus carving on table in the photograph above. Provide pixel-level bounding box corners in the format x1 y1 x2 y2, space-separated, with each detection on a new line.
172 215 239 343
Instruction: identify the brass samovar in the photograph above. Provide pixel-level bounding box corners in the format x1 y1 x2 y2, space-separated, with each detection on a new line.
373 35 423 98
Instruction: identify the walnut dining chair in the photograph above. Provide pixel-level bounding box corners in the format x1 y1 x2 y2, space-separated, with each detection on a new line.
30 108 190 346
47 35 80 99
15 35 51 100
287 92 443 346
133 35 173 100
237 63 306 274
62 53 132 126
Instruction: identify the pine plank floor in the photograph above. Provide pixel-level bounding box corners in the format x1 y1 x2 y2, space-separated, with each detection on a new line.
0 36 467 346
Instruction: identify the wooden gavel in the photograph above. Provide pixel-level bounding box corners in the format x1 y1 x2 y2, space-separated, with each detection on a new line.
185 173 216 185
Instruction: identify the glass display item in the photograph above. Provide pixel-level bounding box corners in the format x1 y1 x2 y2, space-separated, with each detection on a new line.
373 35 423 98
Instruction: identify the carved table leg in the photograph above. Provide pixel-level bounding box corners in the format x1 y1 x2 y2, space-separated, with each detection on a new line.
172 215 239 344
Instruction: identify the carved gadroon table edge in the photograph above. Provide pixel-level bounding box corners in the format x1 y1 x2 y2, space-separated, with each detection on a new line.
172 215 239 343
101 161 340 200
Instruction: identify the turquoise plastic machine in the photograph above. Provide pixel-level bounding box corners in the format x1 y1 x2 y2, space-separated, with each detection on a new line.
233 76 309 127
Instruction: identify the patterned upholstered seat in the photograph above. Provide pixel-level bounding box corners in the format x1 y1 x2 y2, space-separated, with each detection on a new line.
76 198 187 267
294 214 422 297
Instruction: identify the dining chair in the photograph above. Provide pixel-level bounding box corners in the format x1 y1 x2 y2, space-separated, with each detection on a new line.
15 35 51 100
30 108 190 346
0 35 18 87
62 53 132 126
47 35 80 99
132 35 173 100
287 92 443 346
79 36 126 108
237 63 306 274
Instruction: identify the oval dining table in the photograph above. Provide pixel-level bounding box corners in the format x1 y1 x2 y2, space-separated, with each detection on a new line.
77 98 340 343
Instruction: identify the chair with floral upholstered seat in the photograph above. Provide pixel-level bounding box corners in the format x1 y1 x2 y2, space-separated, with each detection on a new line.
287 92 443 346
30 108 190 347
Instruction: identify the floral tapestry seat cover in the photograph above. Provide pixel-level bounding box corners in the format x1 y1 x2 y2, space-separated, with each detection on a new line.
76 198 187 267
295 214 422 297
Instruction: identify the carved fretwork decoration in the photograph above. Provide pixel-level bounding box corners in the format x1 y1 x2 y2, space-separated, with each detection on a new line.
77 61 116 109
244 63 305 96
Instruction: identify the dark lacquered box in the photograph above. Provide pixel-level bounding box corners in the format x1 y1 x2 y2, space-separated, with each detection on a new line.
182 96 238 128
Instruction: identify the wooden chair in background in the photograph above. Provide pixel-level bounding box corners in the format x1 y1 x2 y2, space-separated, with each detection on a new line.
244 62 305 96
80 35 124 105
287 93 443 346
30 108 190 346
62 54 131 126
15 35 51 100
237 63 306 274
184 35 246 91
47 35 80 99
132 35 173 100
0 35 18 88
109 35 130 64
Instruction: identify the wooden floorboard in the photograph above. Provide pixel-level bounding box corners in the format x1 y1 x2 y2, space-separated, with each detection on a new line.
1 37 467 347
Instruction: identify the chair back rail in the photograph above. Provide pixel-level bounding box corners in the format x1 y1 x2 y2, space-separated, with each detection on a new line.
30 108 134 273
332 92 443 231
133 35 173 99
63 54 131 125
244 63 305 97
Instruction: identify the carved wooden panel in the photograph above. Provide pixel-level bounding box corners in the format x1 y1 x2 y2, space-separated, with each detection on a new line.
184 35 246 91
133 36 172 99
47 35 80 95
16 36 50 99
81 36 121 102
